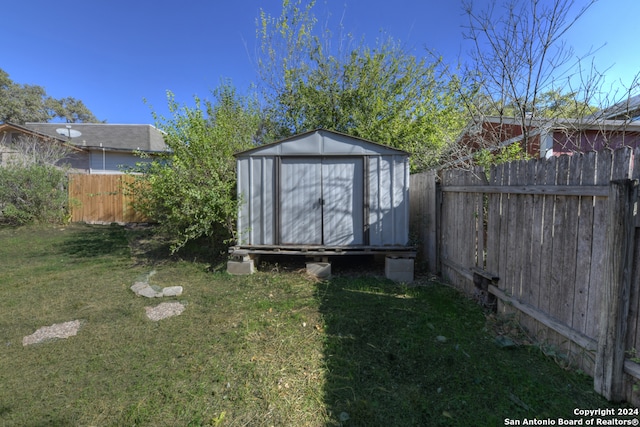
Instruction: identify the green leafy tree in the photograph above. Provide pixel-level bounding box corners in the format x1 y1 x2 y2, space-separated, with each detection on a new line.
257 0 468 172
46 97 101 123
0 69 50 124
534 90 598 118
0 68 101 124
133 84 260 252
475 89 598 119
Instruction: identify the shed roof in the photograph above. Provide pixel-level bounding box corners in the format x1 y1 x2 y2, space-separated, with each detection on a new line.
236 129 409 157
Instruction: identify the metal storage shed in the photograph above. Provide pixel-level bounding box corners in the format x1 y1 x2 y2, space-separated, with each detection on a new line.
230 129 414 264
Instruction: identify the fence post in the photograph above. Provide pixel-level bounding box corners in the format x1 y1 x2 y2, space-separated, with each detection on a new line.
594 179 638 401
434 175 442 275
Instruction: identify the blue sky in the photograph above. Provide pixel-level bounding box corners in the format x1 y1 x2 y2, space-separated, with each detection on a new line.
3 0 639 124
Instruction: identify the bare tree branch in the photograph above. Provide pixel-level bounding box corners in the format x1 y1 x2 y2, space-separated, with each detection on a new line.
4 135 75 168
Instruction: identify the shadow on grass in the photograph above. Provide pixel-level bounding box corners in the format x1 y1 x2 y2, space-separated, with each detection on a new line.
317 273 458 426
58 224 133 259
315 263 618 426
57 223 229 268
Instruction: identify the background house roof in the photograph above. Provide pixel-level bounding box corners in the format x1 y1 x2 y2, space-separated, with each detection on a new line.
591 94 640 121
22 123 167 152
0 122 85 152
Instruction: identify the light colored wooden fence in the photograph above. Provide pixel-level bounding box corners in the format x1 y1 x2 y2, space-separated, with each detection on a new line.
68 174 148 224
410 147 640 404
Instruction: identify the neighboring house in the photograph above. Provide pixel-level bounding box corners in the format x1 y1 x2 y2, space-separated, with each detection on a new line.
590 93 640 121
456 114 640 160
0 122 85 170
0 122 168 173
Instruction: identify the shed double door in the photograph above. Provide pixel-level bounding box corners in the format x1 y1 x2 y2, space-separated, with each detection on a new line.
280 157 364 246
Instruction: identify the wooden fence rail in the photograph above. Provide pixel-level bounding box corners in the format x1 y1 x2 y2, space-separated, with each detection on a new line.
409 147 640 405
68 174 148 224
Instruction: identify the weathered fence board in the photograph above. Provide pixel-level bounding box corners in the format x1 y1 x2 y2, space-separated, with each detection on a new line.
528 160 545 339
409 171 438 272
594 179 637 401
409 147 640 405
573 152 596 338
549 156 572 349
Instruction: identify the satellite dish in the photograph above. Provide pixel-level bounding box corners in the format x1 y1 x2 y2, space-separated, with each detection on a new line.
56 127 82 138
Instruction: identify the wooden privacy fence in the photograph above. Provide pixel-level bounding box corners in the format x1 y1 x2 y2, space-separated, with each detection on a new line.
409 147 640 404
68 174 148 224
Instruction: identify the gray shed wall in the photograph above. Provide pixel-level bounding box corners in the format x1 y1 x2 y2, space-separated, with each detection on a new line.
236 130 410 248
367 155 409 246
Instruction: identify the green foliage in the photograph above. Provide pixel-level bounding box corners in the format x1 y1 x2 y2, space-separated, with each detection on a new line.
474 89 599 120
45 96 102 123
474 142 530 171
0 164 69 225
258 0 468 172
134 84 260 253
535 89 598 119
0 69 50 124
0 68 101 124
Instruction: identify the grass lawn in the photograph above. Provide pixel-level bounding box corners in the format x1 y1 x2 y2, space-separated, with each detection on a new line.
0 224 629 426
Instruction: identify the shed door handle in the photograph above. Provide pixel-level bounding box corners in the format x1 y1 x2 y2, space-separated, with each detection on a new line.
318 198 324 206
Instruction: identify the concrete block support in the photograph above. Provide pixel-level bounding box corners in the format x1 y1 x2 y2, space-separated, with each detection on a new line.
385 257 414 283
306 262 331 279
227 259 255 275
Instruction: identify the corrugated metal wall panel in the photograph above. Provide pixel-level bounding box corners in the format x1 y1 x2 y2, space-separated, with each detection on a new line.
251 157 275 244
260 157 275 244
368 155 409 246
393 155 410 245
237 157 251 245
368 156 386 245
322 158 364 245
249 157 264 245
280 158 322 244
238 157 276 245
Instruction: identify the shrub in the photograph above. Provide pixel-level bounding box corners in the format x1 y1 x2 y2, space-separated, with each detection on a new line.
132 85 260 253
0 164 68 225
